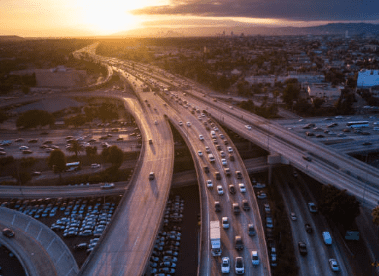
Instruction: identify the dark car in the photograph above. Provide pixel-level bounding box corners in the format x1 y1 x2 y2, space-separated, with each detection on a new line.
234 235 244 250
228 184 236 195
298 242 308 256
248 224 256 236
215 201 221 212
235 171 242 179
242 200 250 211
203 166 209 173
2 228 15 238
305 223 313 233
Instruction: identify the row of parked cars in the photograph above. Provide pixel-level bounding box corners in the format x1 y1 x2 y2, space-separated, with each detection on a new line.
148 195 184 275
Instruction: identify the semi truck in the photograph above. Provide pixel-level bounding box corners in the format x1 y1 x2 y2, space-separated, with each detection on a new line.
210 220 222 256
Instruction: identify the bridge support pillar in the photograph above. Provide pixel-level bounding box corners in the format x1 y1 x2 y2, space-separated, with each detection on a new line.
267 154 282 185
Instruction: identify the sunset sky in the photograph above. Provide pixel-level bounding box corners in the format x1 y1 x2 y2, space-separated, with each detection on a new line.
1 0 378 37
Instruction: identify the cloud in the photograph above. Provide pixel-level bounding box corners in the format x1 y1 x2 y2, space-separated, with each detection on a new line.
131 0 379 21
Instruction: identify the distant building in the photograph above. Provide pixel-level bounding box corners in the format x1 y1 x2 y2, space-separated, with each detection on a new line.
307 84 342 103
357 69 379 89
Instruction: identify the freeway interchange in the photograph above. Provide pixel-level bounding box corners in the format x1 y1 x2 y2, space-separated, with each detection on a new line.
1 43 379 276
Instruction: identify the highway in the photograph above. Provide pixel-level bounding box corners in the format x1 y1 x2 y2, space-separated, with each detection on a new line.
114 57 379 207
78 90 175 275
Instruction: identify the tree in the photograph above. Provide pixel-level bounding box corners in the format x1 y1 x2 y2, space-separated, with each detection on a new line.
16 110 55 129
47 149 66 182
85 146 97 157
282 83 300 107
107 145 124 168
320 184 360 227
67 140 84 158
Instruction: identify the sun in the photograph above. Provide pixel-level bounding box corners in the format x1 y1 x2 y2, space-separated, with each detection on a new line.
77 1 143 34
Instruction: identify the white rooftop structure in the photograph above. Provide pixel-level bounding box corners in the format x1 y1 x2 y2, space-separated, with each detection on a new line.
357 69 379 88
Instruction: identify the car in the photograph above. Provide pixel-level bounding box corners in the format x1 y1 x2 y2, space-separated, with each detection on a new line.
22 149 33 154
224 168 231 176
239 183 246 193
266 217 273 228
228 184 236 194
221 158 227 166
264 203 271 213
28 139 38 143
0 151 6 155
31 171 42 176
308 202 318 213
254 182 266 188
2 228 15 238
251 251 259 266
149 172 155 180
186 122 191 127
235 171 242 179
74 243 88 251
198 151 203 157
206 180 213 189
248 224 256 236
100 183 114 189
235 235 244 250
298 242 308 256
362 141 372 145
204 166 210 173
15 138 24 142
222 217 229 229
227 147 233 153
178 121 183 126
91 163 101 169
233 203 240 215
162 256 178 262
290 212 297 220
329 259 340 271
220 151 226 157
221 257 230 273
305 223 313 233
19 146 29 150
215 201 221 212
199 135 204 141
245 125 252 130
302 155 312 161
235 257 245 274
205 146 211 153
215 171 221 180
217 185 224 195
242 200 250 211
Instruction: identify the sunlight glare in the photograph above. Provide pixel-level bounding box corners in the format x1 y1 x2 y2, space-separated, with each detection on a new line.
76 1 146 34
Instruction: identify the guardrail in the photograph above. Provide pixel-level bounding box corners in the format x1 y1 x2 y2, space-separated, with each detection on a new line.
0 206 79 276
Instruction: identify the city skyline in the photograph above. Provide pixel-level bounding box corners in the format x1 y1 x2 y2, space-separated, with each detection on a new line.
1 0 379 37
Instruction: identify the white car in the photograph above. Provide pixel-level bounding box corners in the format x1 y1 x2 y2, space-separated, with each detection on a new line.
19 146 29 151
198 151 203 157
251 251 259 266
239 183 246 193
199 135 204 141
221 158 227 167
222 217 229 229
91 163 101 169
227 147 233 153
206 180 213 189
221 257 230 273
245 125 252 130
217 185 224 195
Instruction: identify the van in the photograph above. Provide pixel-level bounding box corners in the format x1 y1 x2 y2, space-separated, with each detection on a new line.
322 231 332 245
208 154 215 163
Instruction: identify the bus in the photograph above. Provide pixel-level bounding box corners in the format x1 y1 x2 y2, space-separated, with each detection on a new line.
346 121 369 128
66 162 80 172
